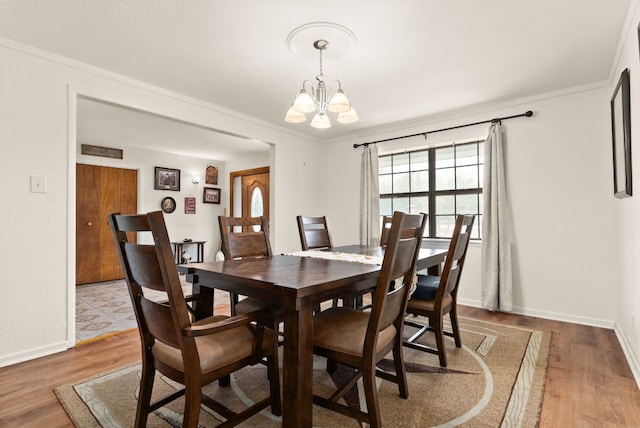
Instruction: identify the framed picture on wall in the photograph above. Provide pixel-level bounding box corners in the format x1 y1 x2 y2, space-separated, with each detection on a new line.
184 196 196 214
203 187 221 204
610 68 632 198
154 167 181 191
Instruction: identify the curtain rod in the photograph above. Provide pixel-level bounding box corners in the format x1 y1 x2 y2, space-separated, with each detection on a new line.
353 110 533 149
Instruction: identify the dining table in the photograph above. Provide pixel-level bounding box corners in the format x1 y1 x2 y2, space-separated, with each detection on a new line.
179 244 448 428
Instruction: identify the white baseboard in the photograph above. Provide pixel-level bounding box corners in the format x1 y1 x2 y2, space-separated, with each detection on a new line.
457 298 615 329
0 341 69 368
615 325 640 390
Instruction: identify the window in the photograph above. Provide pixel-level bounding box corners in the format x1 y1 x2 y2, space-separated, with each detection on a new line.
379 140 483 239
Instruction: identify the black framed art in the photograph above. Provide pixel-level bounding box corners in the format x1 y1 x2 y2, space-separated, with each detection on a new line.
154 167 181 191
610 68 632 198
203 187 221 204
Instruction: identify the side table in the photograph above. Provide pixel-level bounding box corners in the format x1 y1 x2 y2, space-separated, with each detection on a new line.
171 241 206 264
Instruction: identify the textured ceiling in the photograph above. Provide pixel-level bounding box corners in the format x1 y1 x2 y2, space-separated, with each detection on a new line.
0 0 633 159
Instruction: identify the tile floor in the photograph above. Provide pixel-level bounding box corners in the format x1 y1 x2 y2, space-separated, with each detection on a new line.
75 277 231 343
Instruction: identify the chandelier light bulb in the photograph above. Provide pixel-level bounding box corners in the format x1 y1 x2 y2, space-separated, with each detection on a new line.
311 112 331 128
327 88 351 113
285 107 307 123
291 89 316 113
337 107 359 124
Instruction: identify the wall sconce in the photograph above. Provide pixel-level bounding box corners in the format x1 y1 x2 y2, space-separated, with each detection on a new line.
191 176 201 185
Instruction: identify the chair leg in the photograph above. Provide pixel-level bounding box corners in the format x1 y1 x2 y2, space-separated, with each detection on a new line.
450 306 462 347
219 375 231 387
432 317 448 367
266 346 282 416
362 363 382 428
183 379 202 428
135 359 155 428
392 341 409 399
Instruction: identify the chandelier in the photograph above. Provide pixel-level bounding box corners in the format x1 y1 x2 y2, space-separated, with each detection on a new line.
285 39 358 128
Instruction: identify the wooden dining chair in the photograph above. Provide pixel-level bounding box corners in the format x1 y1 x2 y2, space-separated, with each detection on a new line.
311 211 427 428
297 214 343 310
404 214 475 367
109 211 281 428
297 215 332 250
218 215 284 333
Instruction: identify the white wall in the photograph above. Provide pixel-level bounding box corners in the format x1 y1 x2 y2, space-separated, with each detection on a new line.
0 38 322 367
326 86 617 327
611 0 640 387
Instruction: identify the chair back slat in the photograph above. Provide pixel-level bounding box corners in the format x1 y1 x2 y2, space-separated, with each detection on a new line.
219 216 272 259
140 297 180 346
367 212 426 350
379 215 393 246
297 216 332 250
122 243 166 292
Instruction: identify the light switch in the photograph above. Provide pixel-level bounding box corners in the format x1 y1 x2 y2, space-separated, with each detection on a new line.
30 175 47 193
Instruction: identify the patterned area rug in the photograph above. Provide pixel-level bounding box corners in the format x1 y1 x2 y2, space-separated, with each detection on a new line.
56 316 549 427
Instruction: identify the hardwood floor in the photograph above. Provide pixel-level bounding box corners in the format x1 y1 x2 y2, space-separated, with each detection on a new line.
1 306 639 427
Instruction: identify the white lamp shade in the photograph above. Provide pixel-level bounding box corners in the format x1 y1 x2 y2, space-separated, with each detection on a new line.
285 107 307 123
291 90 316 113
310 112 331 128
337 107 359 124
327 89 351 113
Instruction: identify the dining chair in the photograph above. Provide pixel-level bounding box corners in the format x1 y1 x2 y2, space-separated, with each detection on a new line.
311 211 426 428
109 211 281 428
297 215 342 310
218 216 283 334
297 215 332 250
404 214 475 367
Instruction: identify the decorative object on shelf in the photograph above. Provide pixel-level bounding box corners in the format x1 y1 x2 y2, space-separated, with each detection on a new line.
81 144 123 159
184 197 196 214
285 23 358 129
611 68 632 198
206 166 218 185
154 166 181 191
161 196 176 213
203 187 221 204
191 176 201 185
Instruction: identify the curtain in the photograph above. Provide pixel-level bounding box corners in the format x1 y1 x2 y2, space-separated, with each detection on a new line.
360 144 381 246
481 123 513 311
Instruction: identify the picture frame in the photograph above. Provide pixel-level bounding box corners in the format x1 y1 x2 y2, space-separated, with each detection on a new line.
160 196 176 213
206 165 218 185
610 68 632 198
154 167 181 191
184 196 196 214
203 187 221 204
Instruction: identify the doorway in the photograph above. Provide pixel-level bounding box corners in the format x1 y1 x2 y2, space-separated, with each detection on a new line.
230 166 270 221
76 164 138 285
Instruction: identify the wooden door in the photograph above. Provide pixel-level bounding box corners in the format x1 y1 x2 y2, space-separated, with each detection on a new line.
76 164 137 285
242 171 270 220
230 167 270 222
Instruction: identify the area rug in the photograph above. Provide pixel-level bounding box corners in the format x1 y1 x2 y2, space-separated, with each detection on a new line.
55 316 550 427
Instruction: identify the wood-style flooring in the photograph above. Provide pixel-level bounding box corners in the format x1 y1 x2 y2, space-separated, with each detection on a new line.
1 305 639 427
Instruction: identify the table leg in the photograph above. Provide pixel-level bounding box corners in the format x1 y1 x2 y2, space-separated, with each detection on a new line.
282 304 314 428
185 272 214 320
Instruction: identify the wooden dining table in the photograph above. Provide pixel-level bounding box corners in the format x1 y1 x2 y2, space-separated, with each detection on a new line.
180 244 447 428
